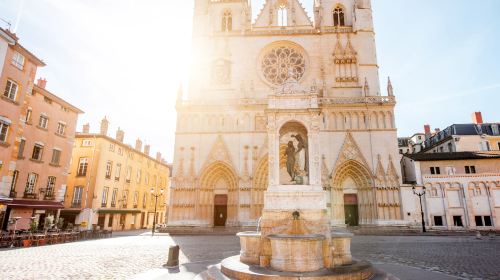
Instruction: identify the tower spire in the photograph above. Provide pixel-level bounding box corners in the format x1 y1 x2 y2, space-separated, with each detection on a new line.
387 76 394 96
363 78 370 97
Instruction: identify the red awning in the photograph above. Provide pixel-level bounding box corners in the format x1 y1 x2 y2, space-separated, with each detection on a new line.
6 199 64 209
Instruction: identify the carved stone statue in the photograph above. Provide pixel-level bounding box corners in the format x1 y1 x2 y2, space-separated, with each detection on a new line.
285 141 296 181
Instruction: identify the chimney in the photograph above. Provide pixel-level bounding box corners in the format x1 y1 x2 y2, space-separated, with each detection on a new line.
156 152 162 161
116 128 124 143
37 78 47 89
135 138 143 151
472 112 483 124
82 123 90 134
100 116 109 136
424 124 431 136
144 144 150 156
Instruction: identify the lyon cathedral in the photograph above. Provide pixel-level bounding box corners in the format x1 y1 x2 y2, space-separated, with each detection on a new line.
167 0 404 228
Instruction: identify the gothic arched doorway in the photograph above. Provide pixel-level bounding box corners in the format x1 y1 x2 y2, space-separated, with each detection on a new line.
198 161 238 227
331 160 375 226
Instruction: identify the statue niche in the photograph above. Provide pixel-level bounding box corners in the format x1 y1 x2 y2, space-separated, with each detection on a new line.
279 121 309 185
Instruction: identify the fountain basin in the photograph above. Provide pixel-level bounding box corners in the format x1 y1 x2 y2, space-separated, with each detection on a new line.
268 234 325 272
236 231 261 265
331 232 354 266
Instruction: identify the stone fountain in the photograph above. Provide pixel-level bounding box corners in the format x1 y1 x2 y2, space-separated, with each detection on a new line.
198 120 395 279
211 184 392 280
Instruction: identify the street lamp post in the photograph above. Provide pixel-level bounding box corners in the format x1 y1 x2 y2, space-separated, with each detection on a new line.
150 187 164 237
412 184 427 233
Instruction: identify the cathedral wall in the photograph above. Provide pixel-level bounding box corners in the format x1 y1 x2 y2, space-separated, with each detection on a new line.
189 32 381 100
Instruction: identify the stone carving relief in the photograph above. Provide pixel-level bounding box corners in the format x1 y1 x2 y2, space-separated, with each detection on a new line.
205 135 234 168
334 132 371 172
279 121 309 185
211 59 231 85
255 116 267 131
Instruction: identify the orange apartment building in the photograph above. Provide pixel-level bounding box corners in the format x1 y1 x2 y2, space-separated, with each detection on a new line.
0 28 83 231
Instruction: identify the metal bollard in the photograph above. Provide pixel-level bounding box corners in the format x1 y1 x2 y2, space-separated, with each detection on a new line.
165 245 180 268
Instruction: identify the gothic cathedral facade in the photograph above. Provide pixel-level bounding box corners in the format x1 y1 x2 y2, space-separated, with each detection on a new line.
168 0 404 227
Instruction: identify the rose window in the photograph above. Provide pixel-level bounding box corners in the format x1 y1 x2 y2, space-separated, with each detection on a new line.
261 46 306 86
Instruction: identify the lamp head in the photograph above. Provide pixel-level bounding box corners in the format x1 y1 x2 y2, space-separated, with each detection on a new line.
150 188 154 194
160 189 164 194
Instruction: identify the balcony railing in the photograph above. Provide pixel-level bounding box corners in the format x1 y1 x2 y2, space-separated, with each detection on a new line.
101 202 107 207
44 188 55 200
23 191 38 199
111 202 116 208
71 201 82 208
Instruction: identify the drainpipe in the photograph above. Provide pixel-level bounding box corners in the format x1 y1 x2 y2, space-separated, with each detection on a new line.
461 184 470 229
84 135 97 230
439 184 448 229
486 183 495 227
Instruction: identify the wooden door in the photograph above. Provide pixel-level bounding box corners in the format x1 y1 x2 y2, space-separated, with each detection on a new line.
344 194 359 226
214 195 228 227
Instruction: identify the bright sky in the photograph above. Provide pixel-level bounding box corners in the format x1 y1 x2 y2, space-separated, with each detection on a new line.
1 0 499 162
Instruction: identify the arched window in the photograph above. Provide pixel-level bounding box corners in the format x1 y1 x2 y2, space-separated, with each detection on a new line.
333 6 345 26
221 10 232 32
278 5 288 26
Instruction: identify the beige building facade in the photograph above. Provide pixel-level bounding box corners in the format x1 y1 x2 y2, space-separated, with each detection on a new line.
168 0 405 228
63 119 170 231
401 152 500 230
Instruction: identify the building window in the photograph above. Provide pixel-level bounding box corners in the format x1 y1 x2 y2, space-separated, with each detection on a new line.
143 193 147 209
433 216 444 226
11 51 25 70
25 173 38 195
145 173 149 185
136 170 142 183
3 80 18 101
465 166 476 174
452 216 463 227
51 149 61 165
111 188 118 207
56 122 66 136
77 157 89 176
221 10 232 31
475 216 491 227
46 176 56 198
10 170 19 195
102 187 109 207
333 6 345 27
109 143 115 152
118 148 123 156
122 190 128 207
72 186 83 207
430 167 440 175
82 140 93 147
115 163 121 181
0 122 9 143
105 161 112 179
484 216 492 226
38 115 49 129
31 144 44 161
133 191 139 208
278 5 288 26
126 166 132 183
25 108 32 123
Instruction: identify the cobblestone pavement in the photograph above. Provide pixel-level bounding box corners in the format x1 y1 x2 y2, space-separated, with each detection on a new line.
0 231 498 280
351 235 500 280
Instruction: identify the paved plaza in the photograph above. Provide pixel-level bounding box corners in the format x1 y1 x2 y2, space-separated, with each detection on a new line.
0 230 499 280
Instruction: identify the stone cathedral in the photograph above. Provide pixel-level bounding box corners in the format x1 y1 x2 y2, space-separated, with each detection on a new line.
167 0 404 228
